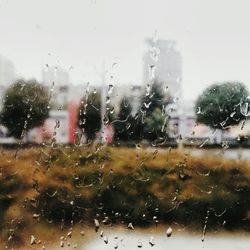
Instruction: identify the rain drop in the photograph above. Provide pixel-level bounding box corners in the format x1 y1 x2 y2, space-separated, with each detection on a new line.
104 236 108 244
94 219 100 232
137 241 143 248
166 227 173 237
128 222 134 230
108 84 114 95
149 236 155 246
149 65 156 79
30 235 36 245
106 97 111 104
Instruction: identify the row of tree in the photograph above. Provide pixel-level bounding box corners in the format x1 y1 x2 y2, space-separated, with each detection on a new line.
0 79 249 143
79 81 250 143
78 81 172 143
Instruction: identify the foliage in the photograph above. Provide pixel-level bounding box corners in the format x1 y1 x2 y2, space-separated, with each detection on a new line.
138 80 171 141
0 79 49 139
78 91 102 141
113 97 134 141
141 80 166 114
195 82 249 129
35 147 250 230
144 107 168 141
105 102 115 124
0 146 249 243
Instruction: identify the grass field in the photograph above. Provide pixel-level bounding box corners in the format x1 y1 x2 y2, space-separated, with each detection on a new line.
0 145 250 247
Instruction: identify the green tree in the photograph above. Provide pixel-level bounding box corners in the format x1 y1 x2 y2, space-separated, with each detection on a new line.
141 80 166 114
78 91 102 142
195 82 249 130
113 97 133 141
138 80 171 141
144 107 168 141
0 79 50 139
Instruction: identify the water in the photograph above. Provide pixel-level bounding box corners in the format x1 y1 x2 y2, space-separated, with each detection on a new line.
189 148 250 161
81 230 250 250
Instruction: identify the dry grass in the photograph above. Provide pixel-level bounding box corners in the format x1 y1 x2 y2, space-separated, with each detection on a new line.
0 146 249 248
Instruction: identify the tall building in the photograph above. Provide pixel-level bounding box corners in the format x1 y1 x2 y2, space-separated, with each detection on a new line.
143 39 182 98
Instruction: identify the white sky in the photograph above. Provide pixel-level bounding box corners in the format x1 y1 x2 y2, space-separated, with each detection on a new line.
1 0 250 100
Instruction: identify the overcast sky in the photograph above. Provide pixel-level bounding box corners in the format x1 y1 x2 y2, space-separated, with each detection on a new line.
1 0 250 100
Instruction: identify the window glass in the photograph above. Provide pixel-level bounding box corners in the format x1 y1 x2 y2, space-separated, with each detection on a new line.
0 0 249 249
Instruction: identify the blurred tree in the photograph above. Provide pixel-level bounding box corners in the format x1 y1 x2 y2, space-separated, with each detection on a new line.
144 107 168 141
141 80 166 114
138 80 171 141
105 102 115 124
113 97 133 141
0 79 50 139
195 82 249 130
78 91 102 142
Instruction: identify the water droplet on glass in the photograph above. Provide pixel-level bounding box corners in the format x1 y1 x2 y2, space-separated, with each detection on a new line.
146 84 151 96
152 29 158 43
109 107 115 114
149 65 156 79
166 227 173 237
60 240 64 248
94 219 100 232
106 97 111 104
33 213 40 220
196 107 201 114
67 231 72 238
103 115 109 125
220 120 227 127
230 111 236 117
201 210 209 242
137 241 143 248
173 97 179 103
149 236 155 246
150 47 160 62
30 235 36 245
144 102 151 109
128 222 134 230
108 84 114 95
104 236 108 244
126 123 131 130
100 230 104 237
240 101 249 116
55 119 60 128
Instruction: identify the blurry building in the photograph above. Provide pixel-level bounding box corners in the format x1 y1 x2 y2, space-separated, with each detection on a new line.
0 55 16 108
167 99 241 144
143 39 182 98
42 66 70 108
106 83 143 115
0 54 16 86
28 110 69 144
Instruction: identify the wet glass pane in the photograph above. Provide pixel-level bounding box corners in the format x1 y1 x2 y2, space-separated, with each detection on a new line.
0 0 249 249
